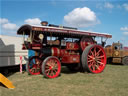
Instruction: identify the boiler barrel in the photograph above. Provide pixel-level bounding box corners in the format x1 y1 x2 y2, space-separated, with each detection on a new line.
40 47 60 57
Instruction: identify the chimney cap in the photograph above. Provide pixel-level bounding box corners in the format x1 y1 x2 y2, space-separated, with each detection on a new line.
41 21 48 26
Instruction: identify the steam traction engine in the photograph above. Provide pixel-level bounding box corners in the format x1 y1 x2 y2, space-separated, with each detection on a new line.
17 21 112 78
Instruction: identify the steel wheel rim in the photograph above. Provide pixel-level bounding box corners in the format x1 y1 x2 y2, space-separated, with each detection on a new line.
44 57 61 78
28 57 42 75
87 46 106 73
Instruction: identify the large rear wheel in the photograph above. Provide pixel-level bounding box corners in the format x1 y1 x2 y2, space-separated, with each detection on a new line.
81 44 106 73
42 56 61 78
26 56 42 75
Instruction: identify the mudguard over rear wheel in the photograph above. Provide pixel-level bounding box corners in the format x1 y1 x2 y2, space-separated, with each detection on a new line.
81 44 107 73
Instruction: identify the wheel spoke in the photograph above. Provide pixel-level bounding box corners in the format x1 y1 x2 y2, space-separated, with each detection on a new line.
30 68 34 72
96 56 104 62
95 65 100 70
53 69 57 73
92 65 95 71
45 65 50 69
31 67 36 73
90 50 94 57
49 59 53 63
97 61 104 65
45 68 50 72
54 66 58 70
37 60 41 65
50 70 54 76
96 49 102 56
94 47 97 57
89 62 93 68
88 59 93 63
45 69 51 75
46 69 51 75
88 55 94 59
47 62 52 66
96 55 104 59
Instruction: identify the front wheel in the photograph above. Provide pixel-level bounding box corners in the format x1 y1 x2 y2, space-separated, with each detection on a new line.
81 44 107 73
41 56 61 79
26 56 42 75
122 56 128 65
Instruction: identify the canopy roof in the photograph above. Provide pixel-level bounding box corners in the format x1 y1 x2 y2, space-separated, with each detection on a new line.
17 24 112 38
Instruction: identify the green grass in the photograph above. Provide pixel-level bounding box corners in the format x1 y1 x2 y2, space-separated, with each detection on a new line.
0 64 128 96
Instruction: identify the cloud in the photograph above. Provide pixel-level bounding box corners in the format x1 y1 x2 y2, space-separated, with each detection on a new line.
2 23 18 30
24 18 41 25
0 18 9 24
104 2 114 9
120 26 128 31
123 3 128 11
0 18 18 35
123 32 128 35
0 17 42 35
64 7 100 28
121 26 128 36
0 18 18 31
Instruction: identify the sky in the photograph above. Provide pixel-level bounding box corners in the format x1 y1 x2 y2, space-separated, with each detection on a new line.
0 0 128 46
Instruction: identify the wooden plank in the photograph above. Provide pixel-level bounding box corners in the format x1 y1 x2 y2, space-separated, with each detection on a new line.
0 73 15 89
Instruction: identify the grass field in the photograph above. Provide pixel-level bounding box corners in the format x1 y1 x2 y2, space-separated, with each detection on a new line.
0 64 128 96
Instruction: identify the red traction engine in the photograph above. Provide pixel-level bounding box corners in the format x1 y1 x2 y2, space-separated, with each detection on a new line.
17 21 112 78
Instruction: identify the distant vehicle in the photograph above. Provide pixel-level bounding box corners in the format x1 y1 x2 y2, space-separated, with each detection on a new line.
105 42 128 65
124 47 128 50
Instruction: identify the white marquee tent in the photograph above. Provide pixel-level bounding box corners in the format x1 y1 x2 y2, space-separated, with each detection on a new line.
0 35 28 67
